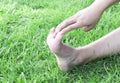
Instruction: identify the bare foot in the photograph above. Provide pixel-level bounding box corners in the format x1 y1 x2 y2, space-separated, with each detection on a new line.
47 28 85 71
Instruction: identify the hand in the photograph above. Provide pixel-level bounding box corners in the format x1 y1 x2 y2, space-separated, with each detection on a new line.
56 6 104 34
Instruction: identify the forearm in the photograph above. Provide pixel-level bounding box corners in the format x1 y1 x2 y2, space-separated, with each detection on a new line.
90 0 120 12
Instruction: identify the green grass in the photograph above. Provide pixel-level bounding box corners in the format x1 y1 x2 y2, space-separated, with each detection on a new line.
0 0 120 83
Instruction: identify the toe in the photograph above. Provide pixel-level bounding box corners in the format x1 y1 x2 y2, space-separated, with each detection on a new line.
49 28 58 38
50 28 55 34
47 28 55 43
48 28 55 38
56 32 64 41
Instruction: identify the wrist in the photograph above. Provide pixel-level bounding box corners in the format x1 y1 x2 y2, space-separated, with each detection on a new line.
90 0 118 12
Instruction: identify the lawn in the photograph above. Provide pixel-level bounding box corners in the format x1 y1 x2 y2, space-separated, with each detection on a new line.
0 0 120 83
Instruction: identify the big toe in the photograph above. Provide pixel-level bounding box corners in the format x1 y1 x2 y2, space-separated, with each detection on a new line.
56 32 64 41
47 28 55 39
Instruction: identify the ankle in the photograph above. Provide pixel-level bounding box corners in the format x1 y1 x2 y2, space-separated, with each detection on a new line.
75 46 95 64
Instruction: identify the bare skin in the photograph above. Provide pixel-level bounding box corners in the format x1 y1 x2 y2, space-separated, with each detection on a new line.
55 0 120 33
47 28 78 71
47 27 120 71
47 0 120 71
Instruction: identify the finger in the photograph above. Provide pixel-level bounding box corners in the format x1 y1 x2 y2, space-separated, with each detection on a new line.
83 24 96 32
60 22 81 35
56 18 76 33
